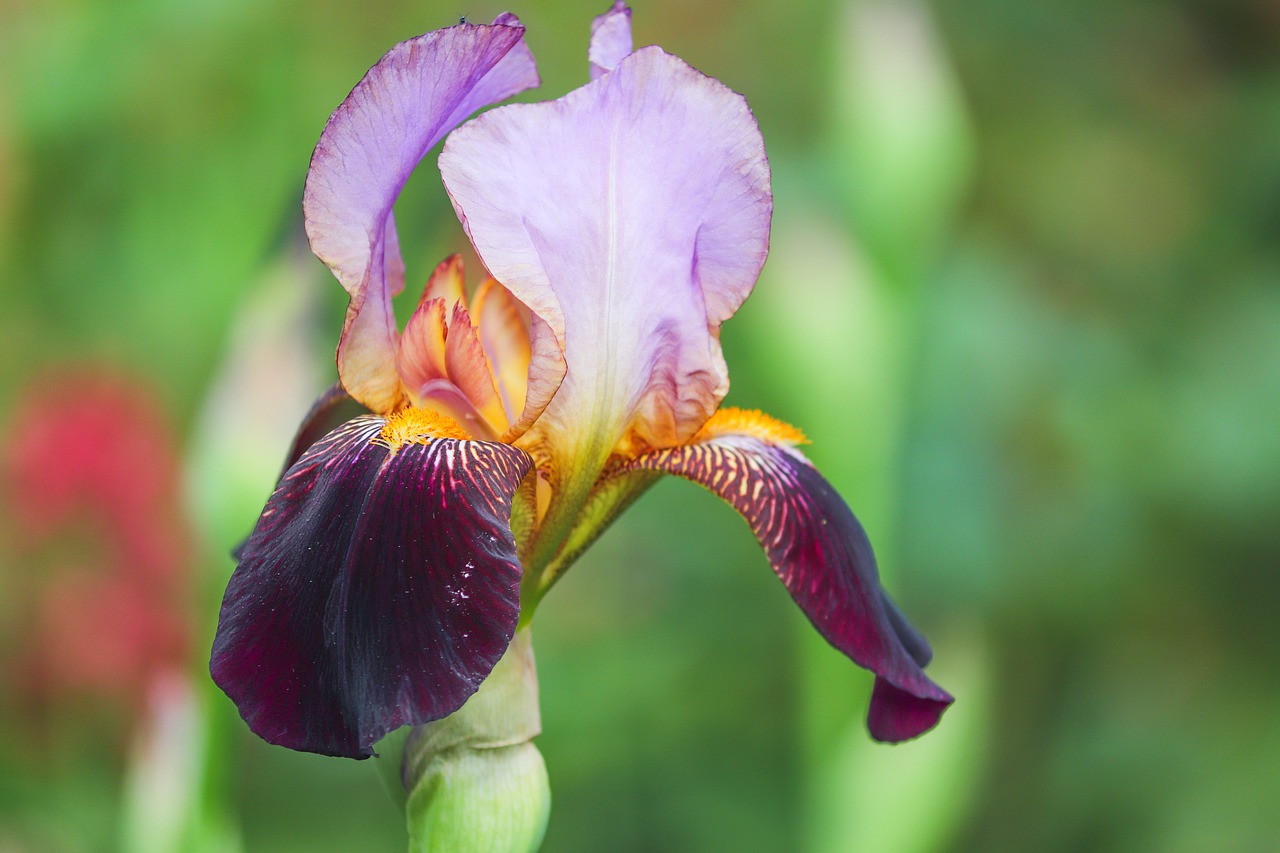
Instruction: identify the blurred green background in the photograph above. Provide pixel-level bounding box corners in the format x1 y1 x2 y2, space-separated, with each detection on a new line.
1 0 1277 850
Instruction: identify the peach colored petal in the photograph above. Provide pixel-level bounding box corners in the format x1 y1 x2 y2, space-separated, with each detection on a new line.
471 278 532 429
444 302 510 435
337 237 406 414
421 253 467 308
397 297 449 405
505 312 565 447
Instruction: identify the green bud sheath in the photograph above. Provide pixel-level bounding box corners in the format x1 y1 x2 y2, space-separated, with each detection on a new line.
390 629 550 852
407 743 549 853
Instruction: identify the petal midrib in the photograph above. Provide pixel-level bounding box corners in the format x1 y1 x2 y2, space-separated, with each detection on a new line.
518 124 625 583
591 121 622 457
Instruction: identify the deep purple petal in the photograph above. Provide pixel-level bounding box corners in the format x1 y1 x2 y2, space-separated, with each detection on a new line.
623 435 952 742
441 46 772 478
211 417 533 759
589 1 632 80
303 19 539 413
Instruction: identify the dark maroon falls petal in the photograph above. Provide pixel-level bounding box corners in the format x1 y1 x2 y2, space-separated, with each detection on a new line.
211 415 533 759
622 434 953 742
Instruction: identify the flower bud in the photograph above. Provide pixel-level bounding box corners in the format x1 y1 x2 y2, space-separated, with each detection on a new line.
393 629 549 852
406 741 549 853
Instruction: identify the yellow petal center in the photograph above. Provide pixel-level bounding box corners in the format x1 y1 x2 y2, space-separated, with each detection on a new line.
692 407 809 447
375 406 469 452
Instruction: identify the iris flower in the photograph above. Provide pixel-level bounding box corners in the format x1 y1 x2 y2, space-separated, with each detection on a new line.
211 3 951 763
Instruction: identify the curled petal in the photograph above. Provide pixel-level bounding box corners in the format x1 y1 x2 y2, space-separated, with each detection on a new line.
444 303 509 434
589 1 632 80
211 416 533 758
335 237 406 414
505 312 566 445
398 298 509 439
398 298 450 401
471 278 533 430
442 46 771 484
304 19 539 412
421 253 467 309
619 424 952 742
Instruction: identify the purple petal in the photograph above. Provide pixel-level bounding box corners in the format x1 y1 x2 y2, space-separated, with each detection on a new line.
589 1 632 80
622 434 952 742
211 417 533 759
303 19 539 413
441 46 771 482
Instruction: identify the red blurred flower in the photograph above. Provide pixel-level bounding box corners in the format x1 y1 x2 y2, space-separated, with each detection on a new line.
1 369 192 716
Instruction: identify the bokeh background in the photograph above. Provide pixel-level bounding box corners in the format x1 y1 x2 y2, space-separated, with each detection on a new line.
2 0 1277 850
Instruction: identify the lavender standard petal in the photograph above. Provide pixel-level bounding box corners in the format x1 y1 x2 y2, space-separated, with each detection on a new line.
589 1 633 80
303 19 539 412
441 46 771 470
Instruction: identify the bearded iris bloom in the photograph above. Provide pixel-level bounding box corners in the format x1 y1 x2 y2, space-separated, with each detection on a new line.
211 3 951 764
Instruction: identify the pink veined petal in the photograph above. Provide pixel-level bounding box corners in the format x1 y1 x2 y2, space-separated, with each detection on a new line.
441 45 771 483
303 18 539 413
231 382 366 562
589 1 633 81
275 383 365 479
